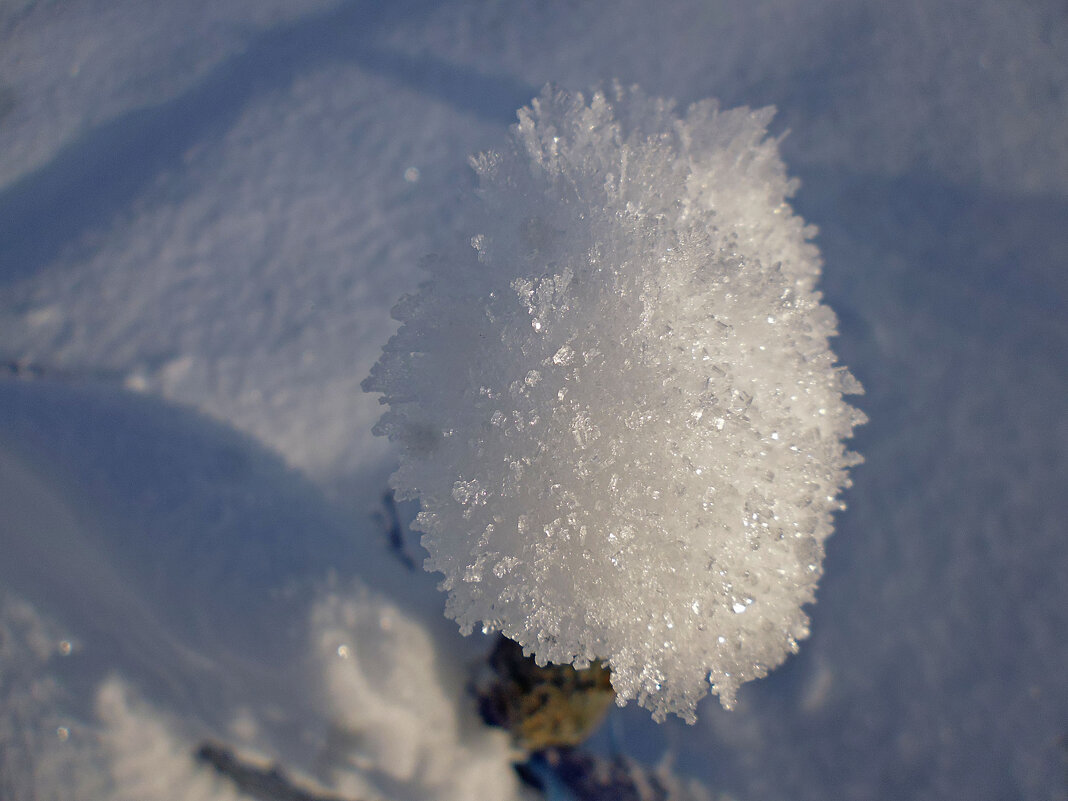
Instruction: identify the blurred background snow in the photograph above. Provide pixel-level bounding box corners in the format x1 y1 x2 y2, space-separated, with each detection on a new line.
0 1 1065 799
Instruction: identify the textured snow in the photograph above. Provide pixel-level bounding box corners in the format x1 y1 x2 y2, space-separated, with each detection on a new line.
1 0 1065 798
0 382 524 801
0 584 520 801
395 0 1068 194
0 59 492 493
0 0 343 189
365 86 864 721
310 587 523 799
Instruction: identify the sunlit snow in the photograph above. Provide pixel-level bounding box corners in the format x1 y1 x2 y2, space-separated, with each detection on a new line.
365 85 864 720
1 1 1065 799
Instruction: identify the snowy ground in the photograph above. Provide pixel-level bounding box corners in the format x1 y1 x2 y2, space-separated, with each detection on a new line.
1 1 1065 799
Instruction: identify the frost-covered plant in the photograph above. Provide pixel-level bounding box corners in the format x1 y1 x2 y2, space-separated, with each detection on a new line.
364 85 865 722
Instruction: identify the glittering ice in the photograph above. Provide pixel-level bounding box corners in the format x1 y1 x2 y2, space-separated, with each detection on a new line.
364 85 865 722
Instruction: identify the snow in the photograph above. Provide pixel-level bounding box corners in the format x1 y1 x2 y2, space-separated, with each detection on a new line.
0 0 344 189
364 85 864 721
310 587 522 798
1 1 1066 799
0 379 524 800
0 584 520 801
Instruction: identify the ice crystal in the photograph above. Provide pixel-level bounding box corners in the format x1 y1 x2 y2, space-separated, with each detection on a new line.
364 85 865 721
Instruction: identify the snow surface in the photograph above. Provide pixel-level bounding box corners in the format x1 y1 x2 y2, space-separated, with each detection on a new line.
0 380 524 800
365 85 864 720
1 1 1066 800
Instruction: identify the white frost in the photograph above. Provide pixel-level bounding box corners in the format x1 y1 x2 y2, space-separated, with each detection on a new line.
368 84 866 721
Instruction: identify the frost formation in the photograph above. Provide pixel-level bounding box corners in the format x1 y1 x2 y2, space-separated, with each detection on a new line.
364 85 865 722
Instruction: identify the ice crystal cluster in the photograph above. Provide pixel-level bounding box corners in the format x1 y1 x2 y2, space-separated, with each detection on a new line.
364 85 865 722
